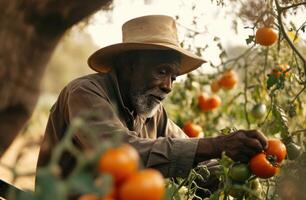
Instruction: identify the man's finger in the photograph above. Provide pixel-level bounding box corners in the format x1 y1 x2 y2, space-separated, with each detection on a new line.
244 137 264 152
246 130 268 149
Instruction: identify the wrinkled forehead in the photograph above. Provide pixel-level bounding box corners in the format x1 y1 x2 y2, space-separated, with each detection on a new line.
135 50 181 67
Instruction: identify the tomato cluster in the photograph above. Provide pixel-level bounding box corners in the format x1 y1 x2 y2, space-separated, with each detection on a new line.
270 64 290 79
198 93 222 112
210 70 238 93
250 139 287 179
78 144 165 200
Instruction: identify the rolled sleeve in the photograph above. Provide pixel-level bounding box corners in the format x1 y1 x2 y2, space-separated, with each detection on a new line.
145 137 199 177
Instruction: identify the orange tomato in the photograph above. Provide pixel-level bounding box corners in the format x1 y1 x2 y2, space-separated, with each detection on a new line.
78 194 114 200
78 194 99 200
98 144 139 184
183 122 203 138
119 169 165 200
271 64 289 78
255 27 278 46
218 70 238 90
198 93 209 111
266 139 287 163
249 152 279 179
210 80 220 93
206 96 222 112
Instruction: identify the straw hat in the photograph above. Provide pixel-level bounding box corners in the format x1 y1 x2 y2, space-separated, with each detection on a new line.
87 15 206 75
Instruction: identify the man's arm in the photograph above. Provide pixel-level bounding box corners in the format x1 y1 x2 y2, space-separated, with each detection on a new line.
65 80 199 178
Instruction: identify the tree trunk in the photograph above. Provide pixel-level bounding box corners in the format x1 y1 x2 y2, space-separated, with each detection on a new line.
0 0 112 154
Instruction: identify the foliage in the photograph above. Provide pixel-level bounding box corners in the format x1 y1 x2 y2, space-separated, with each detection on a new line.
1 0 306 200
164 0 306 199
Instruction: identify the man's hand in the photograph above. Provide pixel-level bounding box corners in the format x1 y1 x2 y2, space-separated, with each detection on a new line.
195 129 268 164
213 129 268 162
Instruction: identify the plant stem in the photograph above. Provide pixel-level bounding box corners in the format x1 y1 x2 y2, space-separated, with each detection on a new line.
275 0 306 78
291 85 306 103
292 128 306 135
244 63 251 128
281 2 306 10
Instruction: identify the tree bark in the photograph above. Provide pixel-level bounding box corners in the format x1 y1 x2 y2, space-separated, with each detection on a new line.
0 0 112 154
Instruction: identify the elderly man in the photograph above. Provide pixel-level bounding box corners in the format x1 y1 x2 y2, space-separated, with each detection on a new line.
37 15 267 183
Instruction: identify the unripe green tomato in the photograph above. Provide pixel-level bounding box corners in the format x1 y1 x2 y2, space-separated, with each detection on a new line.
229 163 251 182
251 103 267 119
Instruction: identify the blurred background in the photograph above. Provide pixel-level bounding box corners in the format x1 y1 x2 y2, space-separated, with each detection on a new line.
0 0 305 195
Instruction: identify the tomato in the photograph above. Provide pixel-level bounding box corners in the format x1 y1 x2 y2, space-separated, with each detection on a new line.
182 122 203 138
286 142 301 160
270 64 289 78
255 27 278 46
266 139 287 163
229 163 251 182
198 93 209 109
207 95 221 110
210 80 220 93
218 70 238 90
119 169 165 200
251 103 267 119
78 194 115 200
78 194 99 200
97 144 139 184
249 152 279 179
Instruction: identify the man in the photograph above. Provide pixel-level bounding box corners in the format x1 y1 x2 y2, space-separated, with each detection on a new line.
37 15 267 182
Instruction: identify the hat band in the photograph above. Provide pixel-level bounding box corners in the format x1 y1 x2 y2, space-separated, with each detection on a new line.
123 38 179 47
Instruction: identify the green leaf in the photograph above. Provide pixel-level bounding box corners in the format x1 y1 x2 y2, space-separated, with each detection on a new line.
272 105 289 137
267 75 278 89
246 35 254 45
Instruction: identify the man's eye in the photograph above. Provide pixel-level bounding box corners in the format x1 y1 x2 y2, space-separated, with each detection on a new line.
159 69 167 75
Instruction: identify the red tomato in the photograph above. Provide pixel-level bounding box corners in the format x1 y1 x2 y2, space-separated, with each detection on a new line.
266 139 287 163
249 152 279 179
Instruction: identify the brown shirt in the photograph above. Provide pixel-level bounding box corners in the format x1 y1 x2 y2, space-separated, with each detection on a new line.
37 71 199 178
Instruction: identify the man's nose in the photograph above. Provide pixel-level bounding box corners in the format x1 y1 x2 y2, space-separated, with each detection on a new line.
160 76 172 94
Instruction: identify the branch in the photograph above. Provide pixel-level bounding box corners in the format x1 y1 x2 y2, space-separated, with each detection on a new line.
176 22 208 35
291 128 306 135
275 0 306 77
214 45 255 68
291 85 306 103
281 2 306 11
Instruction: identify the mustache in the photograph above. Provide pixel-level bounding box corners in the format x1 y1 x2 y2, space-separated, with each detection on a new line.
142 88 167 101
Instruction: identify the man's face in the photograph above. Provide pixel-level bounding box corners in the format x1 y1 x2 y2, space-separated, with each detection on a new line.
128 50 180 118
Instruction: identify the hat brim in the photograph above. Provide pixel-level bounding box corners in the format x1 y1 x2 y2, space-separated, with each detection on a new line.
87 42 206 75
